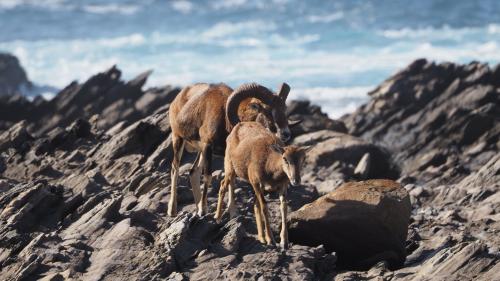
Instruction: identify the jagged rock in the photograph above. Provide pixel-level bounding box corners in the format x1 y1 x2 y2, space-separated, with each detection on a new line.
337 59 500 280
143 136 173 173
0 179 9 192
217 217 246 253
90 115 169 186
1 58 499 280
354 152 371 179
0 120 33 152
136 87 179 115
298 130 398 180
0 62 180 136
289 180 411 269
34 119 93 155
62 196 123 245
343 59 500 186
0 53 31 97
95 117 167 161
288 100 348 136
293 129 340 145
188 243 336 281
386 239 499 281
81 218 160 281
0 182 63 233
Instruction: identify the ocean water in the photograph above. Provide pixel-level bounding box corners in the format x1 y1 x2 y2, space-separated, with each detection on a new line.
1 0 500 117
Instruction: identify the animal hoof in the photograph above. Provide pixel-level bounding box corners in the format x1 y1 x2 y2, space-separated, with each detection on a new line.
167 204 177 217
196 204 208 216
280 242 288 250
214 212 223 223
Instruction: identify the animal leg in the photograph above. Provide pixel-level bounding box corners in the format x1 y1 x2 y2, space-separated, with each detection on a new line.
254 183 275 245
279 185 288 249
214 177 229 223
189 152 202 210
254 199 266 243
227 177 238 218
168 135 185 217
198 144 212 216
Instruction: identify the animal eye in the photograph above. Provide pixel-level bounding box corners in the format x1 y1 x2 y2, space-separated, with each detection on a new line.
283 158 289 164
249 103 260 110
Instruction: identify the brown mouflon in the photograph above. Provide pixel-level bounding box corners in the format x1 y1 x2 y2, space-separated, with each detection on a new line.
214 121 312 249
168 82 293 217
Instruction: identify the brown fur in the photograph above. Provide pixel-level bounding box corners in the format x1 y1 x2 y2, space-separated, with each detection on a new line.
167 83 291 217
215 121 309 248
170 83 230 151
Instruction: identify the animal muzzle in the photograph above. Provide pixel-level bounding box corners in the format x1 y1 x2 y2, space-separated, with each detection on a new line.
278 128 291 142
289 173 301 186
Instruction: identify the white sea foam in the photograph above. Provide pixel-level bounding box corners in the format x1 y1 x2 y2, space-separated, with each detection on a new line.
379 24 500 40
95 34 146 47
3 29 500 90
211 0 290 10
0 0 66 9
202 20 277 39
1 0 499 121
5 39 499 118
487 24 500 34
0 0 145 15
40 92 56 100
291 86 372 118
211 0 247 10
171 0 194 14
307 12 344 23
83 4 140 15
149 29 318 48
1 14 499 118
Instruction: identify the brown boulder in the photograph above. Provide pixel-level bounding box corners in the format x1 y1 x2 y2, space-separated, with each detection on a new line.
288 179 411 269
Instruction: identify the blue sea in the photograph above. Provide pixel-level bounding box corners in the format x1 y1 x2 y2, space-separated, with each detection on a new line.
1 0 500 117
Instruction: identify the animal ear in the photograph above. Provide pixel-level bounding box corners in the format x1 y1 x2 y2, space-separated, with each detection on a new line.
288 118 302 127
249 102 262 111
270 143 285 154
277 82 290 101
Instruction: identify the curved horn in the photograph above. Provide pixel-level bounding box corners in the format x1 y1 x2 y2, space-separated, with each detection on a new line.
226 83 278 129
277 82 290 101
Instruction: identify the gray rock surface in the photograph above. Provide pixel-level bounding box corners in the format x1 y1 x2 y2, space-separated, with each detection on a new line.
337 59 500 280
0 64 179 135
0 57 499 280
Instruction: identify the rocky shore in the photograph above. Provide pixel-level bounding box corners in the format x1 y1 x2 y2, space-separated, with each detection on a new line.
0 56 498 280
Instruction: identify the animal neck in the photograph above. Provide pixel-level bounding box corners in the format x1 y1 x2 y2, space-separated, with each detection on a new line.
266 151 286 181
